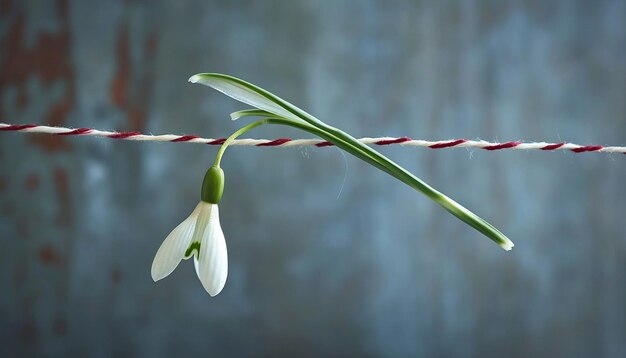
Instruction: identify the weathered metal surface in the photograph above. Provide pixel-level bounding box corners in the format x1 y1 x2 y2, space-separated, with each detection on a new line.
1 0 625 356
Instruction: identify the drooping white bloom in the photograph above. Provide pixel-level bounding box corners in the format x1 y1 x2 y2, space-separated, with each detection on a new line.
151 201 228 296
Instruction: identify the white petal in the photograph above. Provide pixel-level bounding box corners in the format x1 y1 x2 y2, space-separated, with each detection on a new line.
188 201 213 255
151 202 203 281
195 204 228 296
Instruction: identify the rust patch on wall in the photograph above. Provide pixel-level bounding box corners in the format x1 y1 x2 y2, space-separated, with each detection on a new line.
110 24 130 108
38 245 65 266
24 173 39 190
146 33 158 56
0 0 75 151
111 268 123 283
52 318 67 336
1 0 13 14
16 220 28 237
109 20 157 132
3 204 13 216
17 318 39 343
16 86 28 110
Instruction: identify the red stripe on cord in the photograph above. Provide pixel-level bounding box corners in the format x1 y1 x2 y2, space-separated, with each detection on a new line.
0 124 37 131
257 138 292 146
484 141 521 150
171 135 199 142
208 138 227 145
58 128 91 135
375 137 412 145
429 139 467 149
541 143 565 150
315 141 334 147
108 131 141 139
571 145 603 153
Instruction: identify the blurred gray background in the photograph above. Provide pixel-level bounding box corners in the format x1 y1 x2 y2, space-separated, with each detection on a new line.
1 0 625 357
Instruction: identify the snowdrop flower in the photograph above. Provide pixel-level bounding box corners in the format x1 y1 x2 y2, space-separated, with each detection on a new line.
151 166 227 296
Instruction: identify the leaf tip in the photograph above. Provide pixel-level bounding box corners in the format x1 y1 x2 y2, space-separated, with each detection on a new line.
188 74 202 83
500 239 514 251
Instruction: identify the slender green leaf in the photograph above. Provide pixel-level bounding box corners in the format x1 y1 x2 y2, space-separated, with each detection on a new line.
230 109 274 121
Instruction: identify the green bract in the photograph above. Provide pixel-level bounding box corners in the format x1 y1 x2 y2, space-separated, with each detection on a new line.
189 73 514 251
201 166 224 204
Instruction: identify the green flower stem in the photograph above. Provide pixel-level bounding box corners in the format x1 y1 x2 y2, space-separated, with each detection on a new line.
214 120 268 167
214 116 512 250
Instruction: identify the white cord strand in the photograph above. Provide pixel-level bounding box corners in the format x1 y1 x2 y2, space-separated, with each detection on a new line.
1 123 625 154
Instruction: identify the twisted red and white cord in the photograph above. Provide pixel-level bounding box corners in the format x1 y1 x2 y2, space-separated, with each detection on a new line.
1 123 625 154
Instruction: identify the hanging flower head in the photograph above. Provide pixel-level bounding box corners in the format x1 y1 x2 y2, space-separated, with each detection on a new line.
151 166 228 296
